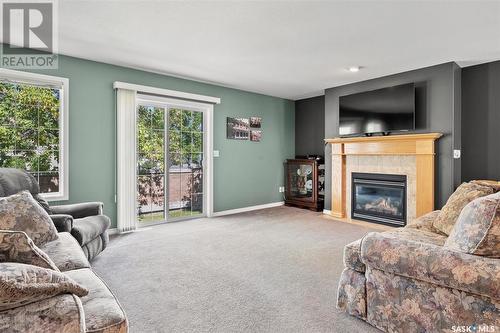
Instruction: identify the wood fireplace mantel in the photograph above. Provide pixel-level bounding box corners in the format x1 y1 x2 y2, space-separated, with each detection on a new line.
324 133 443 220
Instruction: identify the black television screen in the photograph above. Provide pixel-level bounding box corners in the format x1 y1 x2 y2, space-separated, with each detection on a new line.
339 83 415 136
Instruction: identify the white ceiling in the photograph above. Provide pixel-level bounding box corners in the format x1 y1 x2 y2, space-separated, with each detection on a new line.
55 1 500 100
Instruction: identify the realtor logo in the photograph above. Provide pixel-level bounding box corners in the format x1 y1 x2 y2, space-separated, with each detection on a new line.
1 0 58 68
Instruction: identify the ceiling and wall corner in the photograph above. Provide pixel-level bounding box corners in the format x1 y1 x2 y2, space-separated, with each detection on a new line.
11 1 499 101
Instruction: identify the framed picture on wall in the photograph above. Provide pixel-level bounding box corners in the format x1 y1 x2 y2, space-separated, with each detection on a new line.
250 130 262 142
227 117 249 140
249 117 262 128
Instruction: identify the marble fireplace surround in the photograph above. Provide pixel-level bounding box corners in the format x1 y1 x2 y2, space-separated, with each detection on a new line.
325 133 443 223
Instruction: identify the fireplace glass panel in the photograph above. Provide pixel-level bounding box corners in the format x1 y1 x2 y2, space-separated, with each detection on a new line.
354 184 404 218
351 173 407 226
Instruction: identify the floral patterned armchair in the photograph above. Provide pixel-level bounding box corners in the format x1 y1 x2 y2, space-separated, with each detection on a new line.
337 183 500 333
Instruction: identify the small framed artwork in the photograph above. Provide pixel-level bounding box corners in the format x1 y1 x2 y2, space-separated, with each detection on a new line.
227 117 249 140
249 117 262 128
250 130 262 142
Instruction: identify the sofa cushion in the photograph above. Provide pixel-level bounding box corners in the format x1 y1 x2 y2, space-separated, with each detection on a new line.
0 191 58 246
445 191 500 258
0 293 85 333
470 180 500 192
0 262 88 311
343 238 365 272
71 215 111 246
39 232 90 272
433 182 494 235
361 231 499 299
65 268 127 333
0 230 58 271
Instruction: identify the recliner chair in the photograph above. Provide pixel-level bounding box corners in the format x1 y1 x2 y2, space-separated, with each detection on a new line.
0 167 110 260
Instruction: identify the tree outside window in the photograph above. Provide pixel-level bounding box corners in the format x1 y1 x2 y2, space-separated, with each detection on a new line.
0 82 61 193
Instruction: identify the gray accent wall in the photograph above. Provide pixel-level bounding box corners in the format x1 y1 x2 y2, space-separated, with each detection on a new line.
295 95 325 157
324 62 462 210
462 61 500 181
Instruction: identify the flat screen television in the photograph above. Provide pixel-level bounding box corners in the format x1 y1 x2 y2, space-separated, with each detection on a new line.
339 83 415 136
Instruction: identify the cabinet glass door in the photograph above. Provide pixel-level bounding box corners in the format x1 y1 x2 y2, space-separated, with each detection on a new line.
288 162 314 200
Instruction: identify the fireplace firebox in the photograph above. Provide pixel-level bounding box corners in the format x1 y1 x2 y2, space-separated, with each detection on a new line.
351 173 407 227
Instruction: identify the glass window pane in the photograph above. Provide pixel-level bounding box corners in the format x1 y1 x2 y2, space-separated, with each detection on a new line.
168 159 183 218
137 105 150 126
168 130 181 152
191 193 203 215
181 169 192 213
193 111 203 132
16 128 38 151
137 175 152 221
192 132 202 153
38 150 59 172
151 175 165 221
0 126 16 149
14 150 38 171
190 153 202 169
38 105 59 129
151 130 164 153
182 110 193 131
39 128 59 150
0 151 22 168
151 107 164 129
38 171 59 193
0 82 61 195
191 168 203 194
16 105 39 128
181 132 192 153
169 109 182 131
0 105 15 125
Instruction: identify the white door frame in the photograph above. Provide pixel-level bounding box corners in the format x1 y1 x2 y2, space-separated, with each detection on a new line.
136 94 214 218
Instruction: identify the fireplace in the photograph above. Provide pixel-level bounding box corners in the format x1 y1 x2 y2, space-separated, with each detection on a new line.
351 173 407 227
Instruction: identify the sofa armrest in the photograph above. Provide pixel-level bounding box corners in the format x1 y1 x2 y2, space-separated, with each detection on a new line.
50 214 74 233
51 202 103 219
361 231 500 299
405 210 441 233
0 294 85 333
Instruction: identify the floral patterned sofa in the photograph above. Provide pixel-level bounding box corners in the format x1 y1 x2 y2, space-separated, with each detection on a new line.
337 181 500 332
0 191 127 333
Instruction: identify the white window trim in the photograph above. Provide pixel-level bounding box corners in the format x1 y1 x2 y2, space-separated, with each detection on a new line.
0 68 69 201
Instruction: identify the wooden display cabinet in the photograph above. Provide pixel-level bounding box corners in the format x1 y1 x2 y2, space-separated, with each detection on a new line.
284 159 324 211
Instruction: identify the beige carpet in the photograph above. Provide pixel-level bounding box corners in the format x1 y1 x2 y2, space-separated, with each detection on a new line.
92 206 382 332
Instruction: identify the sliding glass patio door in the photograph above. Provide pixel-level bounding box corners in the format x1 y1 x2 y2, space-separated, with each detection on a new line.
136 97 206 224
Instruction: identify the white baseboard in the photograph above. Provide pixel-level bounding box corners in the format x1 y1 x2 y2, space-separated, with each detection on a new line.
108 228 119 235
212 201 284 217
108 226 153 235
323 209 332 215
109 202 285 233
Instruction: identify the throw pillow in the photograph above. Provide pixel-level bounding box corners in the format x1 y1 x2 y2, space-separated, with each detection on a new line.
0 262 88 311
470 180 500 193
0 230 59 271
433 182 494 235
33 193 52 214
445 191 500 258
0 191 58 246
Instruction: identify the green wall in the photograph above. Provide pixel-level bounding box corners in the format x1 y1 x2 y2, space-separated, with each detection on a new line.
24 55 294 227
